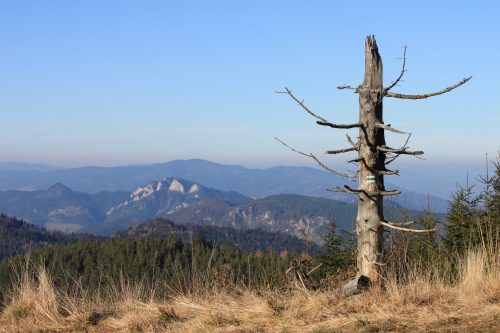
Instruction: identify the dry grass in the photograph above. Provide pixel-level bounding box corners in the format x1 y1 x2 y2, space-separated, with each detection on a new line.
1 249 499 333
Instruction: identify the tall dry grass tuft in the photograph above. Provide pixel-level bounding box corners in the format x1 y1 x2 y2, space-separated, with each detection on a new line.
1 246 499 332
1 265 71 332
457 248 500 304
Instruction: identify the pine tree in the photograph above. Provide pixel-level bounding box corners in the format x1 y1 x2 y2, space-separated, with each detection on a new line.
479 157 500 251
445 181 480 254
412 209 441 263
319 221 353 272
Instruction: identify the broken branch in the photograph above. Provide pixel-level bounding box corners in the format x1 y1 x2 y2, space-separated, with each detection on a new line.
274 137 356 180
346 134 358 148
378 190 401 196
355 157 399 176
375 122 409 135
384 45 407 92
317 121 363 129
327 185 362 194
337 85 357 90
325 147 357 155
385 133 413 165
378 169 399 176
329 185 398 200
380 221 436 233
306 263 322 276
277 87 329 122
385 76 471 99
384 220 415 226
378 146 424 155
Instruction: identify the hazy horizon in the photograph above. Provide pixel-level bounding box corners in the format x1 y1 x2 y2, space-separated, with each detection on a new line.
0 156 494 199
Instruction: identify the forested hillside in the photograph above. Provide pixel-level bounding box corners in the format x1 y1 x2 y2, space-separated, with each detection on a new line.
0 214 72 259
0 214 321 261
165 194 442 244
0 234 294 304
116 218 321 253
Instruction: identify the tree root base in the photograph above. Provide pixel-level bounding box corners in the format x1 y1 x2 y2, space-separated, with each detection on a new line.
342 275 371 297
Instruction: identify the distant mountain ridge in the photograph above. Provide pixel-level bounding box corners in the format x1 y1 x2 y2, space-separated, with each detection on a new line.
0 183 129 232
108 177 248 215
0 162 60 172
0 177 359 242
164 195 356 244
0 176 441 245
0 178 249 234
97 177 249 234
0 159 449 212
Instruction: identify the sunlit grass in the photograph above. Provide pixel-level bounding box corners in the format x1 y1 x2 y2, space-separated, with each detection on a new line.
1 246 498 332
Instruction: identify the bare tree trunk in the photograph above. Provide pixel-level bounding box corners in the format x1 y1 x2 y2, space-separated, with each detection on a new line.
355 36 385 282
277 35 470 296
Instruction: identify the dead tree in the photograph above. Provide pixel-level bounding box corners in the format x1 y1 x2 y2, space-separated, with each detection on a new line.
277 36 470 295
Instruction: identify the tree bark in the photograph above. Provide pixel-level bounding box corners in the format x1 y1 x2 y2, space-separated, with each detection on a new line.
354 36 386 283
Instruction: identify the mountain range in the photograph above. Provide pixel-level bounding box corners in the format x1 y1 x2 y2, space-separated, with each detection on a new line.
0 159 449 212
96 177 249 234
0 178 247 233
0 177 440 243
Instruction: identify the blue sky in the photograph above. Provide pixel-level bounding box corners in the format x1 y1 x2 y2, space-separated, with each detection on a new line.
0 1 498 189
